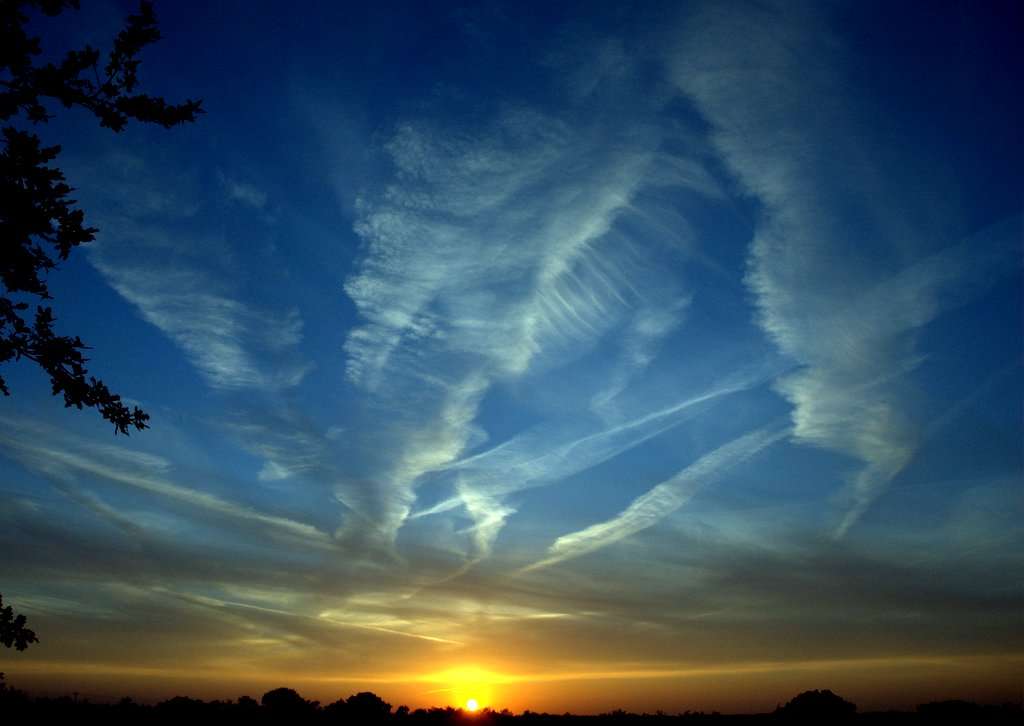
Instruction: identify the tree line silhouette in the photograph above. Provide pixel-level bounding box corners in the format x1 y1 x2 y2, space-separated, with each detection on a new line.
0 680 1020 726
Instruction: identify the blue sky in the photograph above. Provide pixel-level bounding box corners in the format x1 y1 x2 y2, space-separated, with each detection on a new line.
1 0 1022 713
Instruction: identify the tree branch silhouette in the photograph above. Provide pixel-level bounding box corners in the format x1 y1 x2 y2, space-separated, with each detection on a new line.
0 593 37 651
0 0 202 434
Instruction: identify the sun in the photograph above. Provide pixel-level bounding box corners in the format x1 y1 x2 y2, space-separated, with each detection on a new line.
432 665 494 713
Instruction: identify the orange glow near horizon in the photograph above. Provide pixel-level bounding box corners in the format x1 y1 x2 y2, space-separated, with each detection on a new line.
435 665 494 712
3 653 1024 714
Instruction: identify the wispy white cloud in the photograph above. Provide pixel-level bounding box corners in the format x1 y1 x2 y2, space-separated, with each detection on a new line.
590 298 691 419
73 150 308 393
334 372 492 551
92 252 311 391
53 483 146 537
667 0 1022 535
0 417 332 548
222 412 328 486
341 99 722 555
523 424 789 571
221 174 268 209
411 369 770 561
258 460 294 482
346 111 670 387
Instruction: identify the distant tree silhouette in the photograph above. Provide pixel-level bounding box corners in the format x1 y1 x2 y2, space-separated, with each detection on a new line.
0 672 31 709
236 694 259 710
347 691 392 721
0 684 1022 725
775 689 856 723
0 0 202 433
155 694 209 717
261 687 317 718
0 593 37 650
324 696 347 721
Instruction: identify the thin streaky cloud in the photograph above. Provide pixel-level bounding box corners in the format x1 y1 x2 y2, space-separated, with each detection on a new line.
340 102 720 553
0 419 332 547
161 587 464 647
668 0 1022 536
523 424 789 571
53 483 145 537
93 257 310 391
409 369 773 563
444 367 772 478
589 298 691 420
77 152 308 394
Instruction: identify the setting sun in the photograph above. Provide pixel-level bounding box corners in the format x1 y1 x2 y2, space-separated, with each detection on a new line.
466 699 479 712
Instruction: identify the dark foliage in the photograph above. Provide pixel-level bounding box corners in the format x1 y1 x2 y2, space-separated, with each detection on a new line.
0 593 38 650
0 0 202 433
262 687 319 717
0 684 1021 726
345 691 394 722
774 689 856 723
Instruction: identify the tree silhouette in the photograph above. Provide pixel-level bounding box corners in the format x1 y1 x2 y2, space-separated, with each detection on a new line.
775 689 856 723
0 684 1020 724
0 0 202 434
0 593 37 651
261 687 318 718
346 691 393 721
323 691 393 723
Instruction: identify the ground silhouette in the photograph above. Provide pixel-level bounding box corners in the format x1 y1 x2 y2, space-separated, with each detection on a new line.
0 682 1021 725
774 689 856 723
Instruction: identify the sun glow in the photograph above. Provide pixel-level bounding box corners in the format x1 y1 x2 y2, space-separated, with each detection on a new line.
430 665 495 712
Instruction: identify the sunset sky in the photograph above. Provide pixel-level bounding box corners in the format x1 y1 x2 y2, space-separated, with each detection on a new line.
1 0 1022 714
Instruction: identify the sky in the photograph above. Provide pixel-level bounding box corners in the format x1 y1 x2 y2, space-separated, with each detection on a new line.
1 0 1022 714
